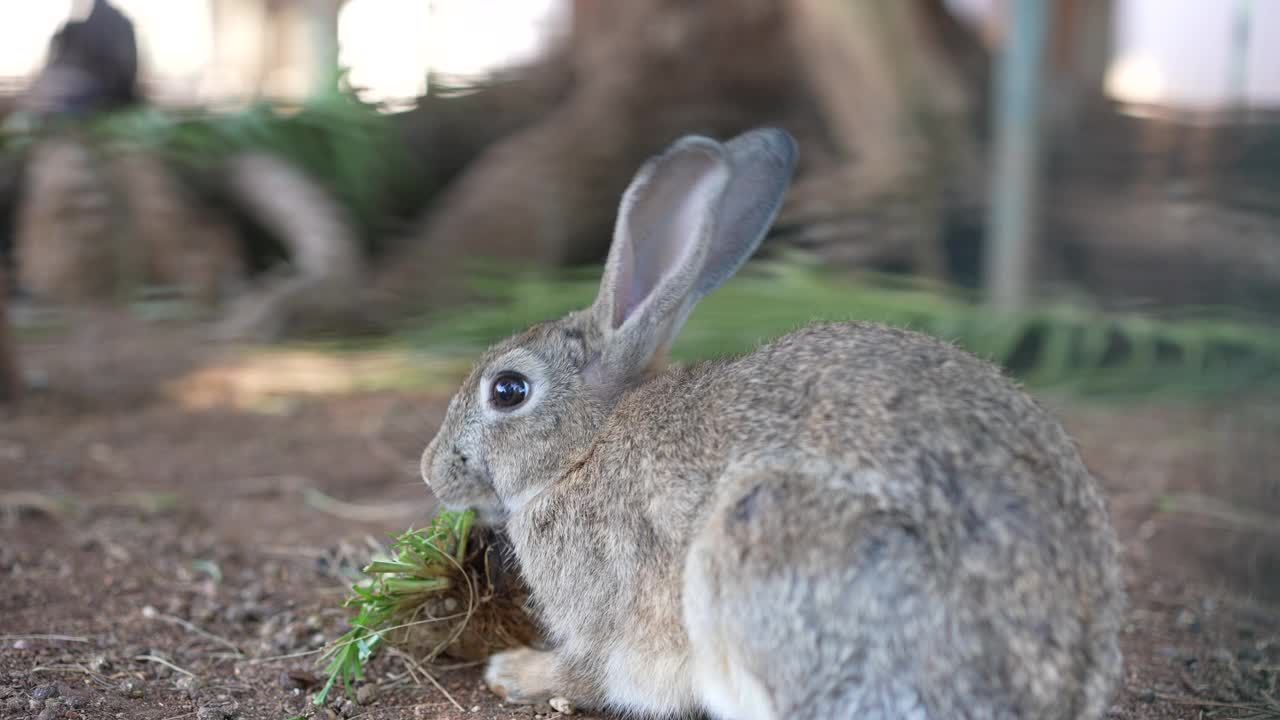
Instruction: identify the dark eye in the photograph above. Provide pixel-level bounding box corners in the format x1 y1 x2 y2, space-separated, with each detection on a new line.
490 373 530 409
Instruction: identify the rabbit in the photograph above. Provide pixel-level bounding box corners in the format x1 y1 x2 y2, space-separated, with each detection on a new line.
420 127 1123 719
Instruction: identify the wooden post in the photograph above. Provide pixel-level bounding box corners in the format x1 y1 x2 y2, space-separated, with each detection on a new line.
984 0 1050 311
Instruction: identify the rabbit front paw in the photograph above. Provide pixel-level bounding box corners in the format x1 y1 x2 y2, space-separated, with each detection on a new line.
484 647 564 705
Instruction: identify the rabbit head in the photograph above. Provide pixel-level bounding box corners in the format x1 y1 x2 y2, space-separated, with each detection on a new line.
421 128 798 524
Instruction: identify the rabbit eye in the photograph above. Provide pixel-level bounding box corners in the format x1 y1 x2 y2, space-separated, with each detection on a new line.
490 373 530 409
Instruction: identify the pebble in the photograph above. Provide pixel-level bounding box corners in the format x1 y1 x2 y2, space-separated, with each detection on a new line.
196 705 233 720
31 684 59 700
1174 608 1199 631
86 654 112 673
355 684 377 705
117 679 145 699
278 670 319 690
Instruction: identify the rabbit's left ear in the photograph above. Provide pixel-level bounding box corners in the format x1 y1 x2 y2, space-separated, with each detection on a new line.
591 128 797 382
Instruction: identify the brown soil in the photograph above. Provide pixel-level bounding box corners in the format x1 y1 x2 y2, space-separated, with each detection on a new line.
2 313 1277 720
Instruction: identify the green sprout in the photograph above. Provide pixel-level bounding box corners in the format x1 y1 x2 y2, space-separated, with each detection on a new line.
313 509 475 706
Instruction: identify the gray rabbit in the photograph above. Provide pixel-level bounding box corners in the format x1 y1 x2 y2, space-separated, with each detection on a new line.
421 128 1123 719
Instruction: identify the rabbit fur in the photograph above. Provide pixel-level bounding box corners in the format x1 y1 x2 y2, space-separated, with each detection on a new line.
420 128 1123 719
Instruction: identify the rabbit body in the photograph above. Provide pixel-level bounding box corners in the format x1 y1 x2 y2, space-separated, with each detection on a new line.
422 129 1122 719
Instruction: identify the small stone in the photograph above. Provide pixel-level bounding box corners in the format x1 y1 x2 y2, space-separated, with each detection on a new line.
549 696 575 715
63 693 88 709
1210 648 1234 663
29 697 45 711
355 684 377 705
32 685 59 700
179 676 202 694
1174 608 1199 631
117 680 144 699
196 705 232 720
278 670 319 690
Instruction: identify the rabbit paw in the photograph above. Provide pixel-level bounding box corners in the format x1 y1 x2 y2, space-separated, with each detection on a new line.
484 647 562 705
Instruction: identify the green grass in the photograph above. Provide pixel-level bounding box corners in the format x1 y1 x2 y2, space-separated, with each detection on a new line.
315 509 475 706
405 258 1280 401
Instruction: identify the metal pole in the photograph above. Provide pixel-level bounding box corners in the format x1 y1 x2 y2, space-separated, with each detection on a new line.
307 0 342 98
984 0 1051 312
1227 0 1254 108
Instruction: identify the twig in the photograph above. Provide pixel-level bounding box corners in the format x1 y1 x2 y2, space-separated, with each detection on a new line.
135 654 196 678
141 607 243 656
245 647 328 664
1154 692 1280 717
1157 493 1280 536
30 664 113 689
0 634 90 643
231 474 430 522
388 647 465 713
302 488 432 523
247 614 467 665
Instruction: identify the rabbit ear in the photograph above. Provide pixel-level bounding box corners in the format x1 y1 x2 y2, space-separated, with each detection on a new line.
591 128 797 381
695 127 798 298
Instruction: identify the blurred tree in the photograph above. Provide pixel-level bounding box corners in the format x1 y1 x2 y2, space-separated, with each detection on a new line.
783 0 987 281
374 0 991 314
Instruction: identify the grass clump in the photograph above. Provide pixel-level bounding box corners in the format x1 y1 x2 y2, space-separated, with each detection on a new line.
314 509 537 706
406 259 1280 401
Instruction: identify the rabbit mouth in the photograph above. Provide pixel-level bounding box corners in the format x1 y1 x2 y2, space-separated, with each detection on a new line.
471 504 509 527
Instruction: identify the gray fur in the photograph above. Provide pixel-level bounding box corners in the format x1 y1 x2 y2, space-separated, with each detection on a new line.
421 128 1123 719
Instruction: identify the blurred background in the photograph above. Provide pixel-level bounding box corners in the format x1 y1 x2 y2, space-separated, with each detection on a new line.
0 2 1278 718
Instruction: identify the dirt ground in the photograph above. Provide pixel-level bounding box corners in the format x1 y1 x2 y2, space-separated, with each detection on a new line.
1 313 1277 720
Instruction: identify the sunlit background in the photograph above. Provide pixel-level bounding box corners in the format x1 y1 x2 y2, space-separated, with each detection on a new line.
0 0 569 106
0 0 1275 110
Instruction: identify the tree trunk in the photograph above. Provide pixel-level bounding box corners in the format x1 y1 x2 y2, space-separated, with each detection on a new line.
374 0 803 311
782 0 986 281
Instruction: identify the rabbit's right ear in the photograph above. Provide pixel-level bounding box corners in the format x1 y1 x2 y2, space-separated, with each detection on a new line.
589 129 797 385
590 136 733 381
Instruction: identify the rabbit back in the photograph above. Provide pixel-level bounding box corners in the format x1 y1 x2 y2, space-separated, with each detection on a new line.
680 322 1121 719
